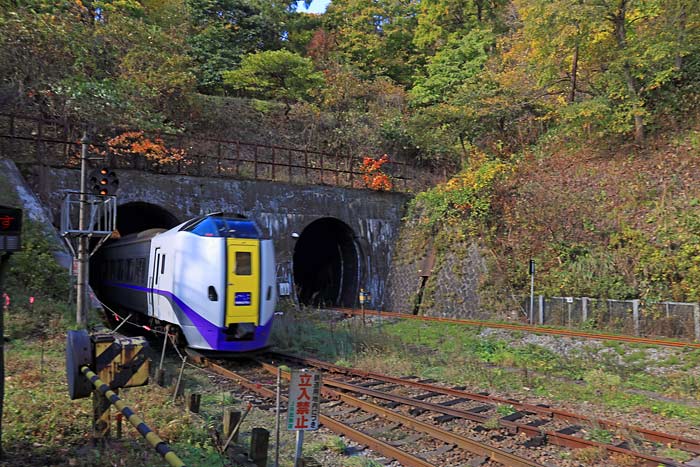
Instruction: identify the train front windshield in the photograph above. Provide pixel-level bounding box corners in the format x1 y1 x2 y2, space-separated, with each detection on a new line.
186 217 262 239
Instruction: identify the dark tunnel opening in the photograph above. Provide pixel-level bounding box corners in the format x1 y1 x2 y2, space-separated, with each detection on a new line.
114 202 180 236
293 218 360 307
90 203 180 313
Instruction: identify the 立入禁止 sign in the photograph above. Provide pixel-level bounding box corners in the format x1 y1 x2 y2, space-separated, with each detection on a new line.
287 369 321 431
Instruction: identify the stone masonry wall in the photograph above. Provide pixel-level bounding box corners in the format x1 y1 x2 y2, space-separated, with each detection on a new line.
385 221 488 319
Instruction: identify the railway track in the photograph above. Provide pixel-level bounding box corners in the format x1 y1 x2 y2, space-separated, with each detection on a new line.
184 345 700 466
259 351 699 467
186 349 544 467
329 307 700 350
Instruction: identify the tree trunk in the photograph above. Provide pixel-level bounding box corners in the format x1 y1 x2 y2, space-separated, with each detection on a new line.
675 1 687 71
611 0 644 144
458 134 469 166
568 44 579 103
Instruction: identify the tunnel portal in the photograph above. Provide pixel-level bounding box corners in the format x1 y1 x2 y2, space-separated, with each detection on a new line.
90 202 180 314
293 218 360 307
115 202 180 236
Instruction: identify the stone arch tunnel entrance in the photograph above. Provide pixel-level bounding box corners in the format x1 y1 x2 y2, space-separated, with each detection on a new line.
293 218 360 307
114 202 180 236
90 202 180 306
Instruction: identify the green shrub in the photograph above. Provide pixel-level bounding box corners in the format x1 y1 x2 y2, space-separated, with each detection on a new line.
6 220 70 301
408 153 512 232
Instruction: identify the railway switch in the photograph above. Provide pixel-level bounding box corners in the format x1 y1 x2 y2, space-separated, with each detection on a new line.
66 329 150 400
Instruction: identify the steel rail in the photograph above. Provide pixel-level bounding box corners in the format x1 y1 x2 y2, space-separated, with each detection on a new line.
255 361 545 467
259 360 684 467
330 307 700 349
186 353 436 467
269 351 700 455
317 373 683 467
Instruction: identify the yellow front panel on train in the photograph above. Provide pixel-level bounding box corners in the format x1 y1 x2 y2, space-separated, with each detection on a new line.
226 239 260 325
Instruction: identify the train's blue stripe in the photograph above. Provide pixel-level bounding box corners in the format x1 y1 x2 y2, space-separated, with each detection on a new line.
104 282 221 348
102 281 274 351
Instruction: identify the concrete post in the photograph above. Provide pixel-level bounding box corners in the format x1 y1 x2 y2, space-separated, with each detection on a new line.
249 428 270 467
187 393 201 414
582 297 588 323
632 299 640 336
538 295 544 325
693 303 700 342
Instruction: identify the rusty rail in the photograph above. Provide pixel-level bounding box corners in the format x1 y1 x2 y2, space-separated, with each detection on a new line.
256 360 544 467
187 351 437 467
264 353 694 467
188 349 544 467
330 307 700 349
269 351 700 455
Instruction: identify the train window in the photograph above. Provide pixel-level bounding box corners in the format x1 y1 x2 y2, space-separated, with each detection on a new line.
185 217 262 239
137 258 146 283
161 255 166 274
235 252 252 275
155 254 160 285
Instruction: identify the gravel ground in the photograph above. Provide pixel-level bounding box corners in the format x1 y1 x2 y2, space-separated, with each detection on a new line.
477 327 696 375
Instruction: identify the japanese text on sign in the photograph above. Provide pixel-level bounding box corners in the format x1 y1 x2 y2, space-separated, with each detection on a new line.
287 369 321 431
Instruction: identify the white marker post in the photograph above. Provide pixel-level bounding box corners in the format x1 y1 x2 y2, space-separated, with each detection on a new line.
529 259 535 324
287 369 321 467
274 366 281 467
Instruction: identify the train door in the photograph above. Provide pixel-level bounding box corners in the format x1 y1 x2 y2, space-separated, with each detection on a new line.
148 247 161 316
226 239 260 325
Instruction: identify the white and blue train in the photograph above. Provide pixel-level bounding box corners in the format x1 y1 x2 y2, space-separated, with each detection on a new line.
94 213 277 352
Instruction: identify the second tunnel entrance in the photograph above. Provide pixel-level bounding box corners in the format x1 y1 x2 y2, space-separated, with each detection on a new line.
293 218 360 307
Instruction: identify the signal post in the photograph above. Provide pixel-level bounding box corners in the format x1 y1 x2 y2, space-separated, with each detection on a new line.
64 133 118 328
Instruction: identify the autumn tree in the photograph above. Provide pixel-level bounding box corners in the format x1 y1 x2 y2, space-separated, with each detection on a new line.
222 50 324 113
186 0 280 93
323 0 421 85
413 0 507 54
516 0 700 144
0 0 194 129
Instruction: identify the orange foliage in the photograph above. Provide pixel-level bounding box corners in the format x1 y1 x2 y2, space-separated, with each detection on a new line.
104 131 186 165
360 154 393 191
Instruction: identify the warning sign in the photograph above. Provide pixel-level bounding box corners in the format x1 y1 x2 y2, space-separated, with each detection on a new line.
287 369 321 431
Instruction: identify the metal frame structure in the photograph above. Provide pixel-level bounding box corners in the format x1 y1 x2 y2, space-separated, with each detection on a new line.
60 191 117 258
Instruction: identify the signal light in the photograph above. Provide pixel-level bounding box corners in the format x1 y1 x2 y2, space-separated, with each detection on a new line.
89 167 119 196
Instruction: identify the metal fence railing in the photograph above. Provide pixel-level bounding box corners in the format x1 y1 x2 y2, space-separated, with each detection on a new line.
523 295 700 341
0 113 443 193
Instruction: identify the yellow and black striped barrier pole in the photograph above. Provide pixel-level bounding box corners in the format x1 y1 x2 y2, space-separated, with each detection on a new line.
80 366 187 467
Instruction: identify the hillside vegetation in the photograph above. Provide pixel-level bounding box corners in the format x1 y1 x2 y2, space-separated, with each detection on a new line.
1 0 700 300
